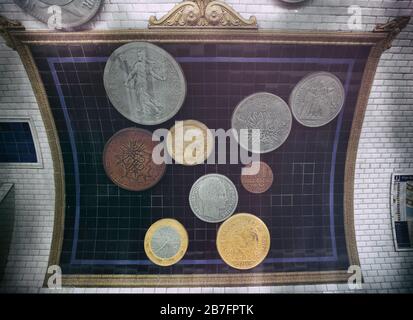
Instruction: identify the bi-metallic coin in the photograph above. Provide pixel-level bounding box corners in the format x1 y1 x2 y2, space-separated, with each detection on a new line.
144 218 188 267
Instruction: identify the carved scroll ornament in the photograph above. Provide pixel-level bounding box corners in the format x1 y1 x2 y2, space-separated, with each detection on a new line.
149 0 257 29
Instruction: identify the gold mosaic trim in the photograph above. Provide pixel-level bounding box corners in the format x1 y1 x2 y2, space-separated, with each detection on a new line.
62 271 350 287
11 29 387 46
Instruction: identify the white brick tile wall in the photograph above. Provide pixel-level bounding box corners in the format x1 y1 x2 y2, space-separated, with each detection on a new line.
0 0 412 293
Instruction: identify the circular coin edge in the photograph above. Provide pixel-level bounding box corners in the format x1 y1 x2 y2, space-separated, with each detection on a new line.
231 92 292 154
103 42 187 126
166 119 214 166
216 213 271 270
189 173 239 223
102 127 166 192
289 71 345 128
240 161 274 194
144 218 188 267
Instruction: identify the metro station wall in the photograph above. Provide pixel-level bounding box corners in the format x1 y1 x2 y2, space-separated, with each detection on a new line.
0 0 412 292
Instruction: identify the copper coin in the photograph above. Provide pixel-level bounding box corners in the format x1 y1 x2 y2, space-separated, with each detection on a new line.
103 127 166 191
240 161 273 194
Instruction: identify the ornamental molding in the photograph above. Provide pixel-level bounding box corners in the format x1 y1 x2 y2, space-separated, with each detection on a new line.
373 16 411 50
0 15 25 50
148 0 257 29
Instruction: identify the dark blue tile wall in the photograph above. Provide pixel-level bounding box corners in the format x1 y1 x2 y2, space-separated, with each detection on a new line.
0 122 37 163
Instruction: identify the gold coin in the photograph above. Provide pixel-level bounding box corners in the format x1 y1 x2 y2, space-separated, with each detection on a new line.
166 120 214 166
217 213 270 270
144 218 188 267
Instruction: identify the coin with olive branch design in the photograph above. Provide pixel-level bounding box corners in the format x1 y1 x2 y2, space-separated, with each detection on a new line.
231 92 292 154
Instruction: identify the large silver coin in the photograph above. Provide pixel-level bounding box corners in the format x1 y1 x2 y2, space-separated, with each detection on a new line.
13 0 102 29
290 72 345 127
231 92 292 154
189 174 238 223
104 42 186 126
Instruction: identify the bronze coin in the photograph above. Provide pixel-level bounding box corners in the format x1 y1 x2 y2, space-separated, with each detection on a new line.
103 127 166 191
240 161 273 194
217 213 271 270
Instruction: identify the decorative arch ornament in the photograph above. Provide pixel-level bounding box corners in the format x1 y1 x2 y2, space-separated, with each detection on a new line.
148 0 257 29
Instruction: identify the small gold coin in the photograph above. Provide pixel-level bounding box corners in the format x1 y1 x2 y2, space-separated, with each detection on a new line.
144 218 188 267
217 213 270 270
166 120 214 166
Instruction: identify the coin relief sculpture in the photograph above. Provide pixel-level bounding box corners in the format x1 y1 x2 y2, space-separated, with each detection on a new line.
144 219 188 267
232 92 292 154
241 161 274 194
166 120 214 166
13 0 103 29
103 128 166 192
217 213 271 270
95 25 350 272
189 174 238 223
290 72 345 127
104 42 187 125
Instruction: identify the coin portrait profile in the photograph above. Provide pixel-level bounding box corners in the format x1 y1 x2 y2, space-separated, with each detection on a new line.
198 176 226 211
189 174 238 223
